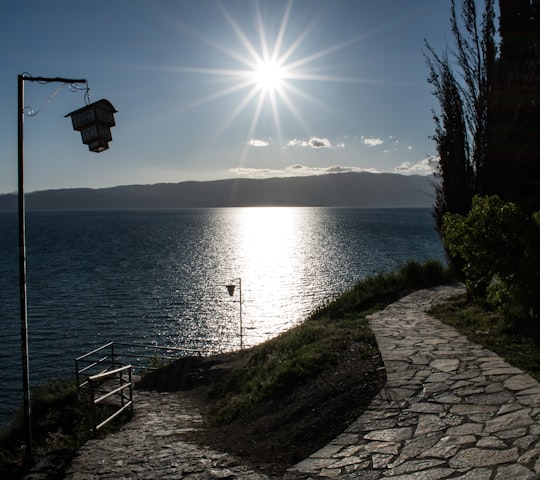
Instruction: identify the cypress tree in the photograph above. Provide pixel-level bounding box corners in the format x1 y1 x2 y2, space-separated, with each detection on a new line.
425 0 496 233
494 0 540 211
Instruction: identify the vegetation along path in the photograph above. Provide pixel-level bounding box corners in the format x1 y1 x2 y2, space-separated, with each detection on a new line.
51 284 540 479
291 284 540 479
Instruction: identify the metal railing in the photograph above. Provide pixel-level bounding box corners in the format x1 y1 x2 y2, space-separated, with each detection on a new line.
75 341 218 435
87 365 133 435
75 341 214 391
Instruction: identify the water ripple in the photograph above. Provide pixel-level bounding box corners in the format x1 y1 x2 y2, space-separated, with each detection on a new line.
0 207 444 424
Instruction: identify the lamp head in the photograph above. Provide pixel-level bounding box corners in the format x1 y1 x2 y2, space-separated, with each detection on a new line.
65 99 117 153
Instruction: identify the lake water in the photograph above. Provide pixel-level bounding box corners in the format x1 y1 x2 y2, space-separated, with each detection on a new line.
0 207 445 425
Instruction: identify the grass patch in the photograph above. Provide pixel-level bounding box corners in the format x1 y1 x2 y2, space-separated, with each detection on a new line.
205 259 456 425
310 258 454 321
430 294 540 381
206 314 375 425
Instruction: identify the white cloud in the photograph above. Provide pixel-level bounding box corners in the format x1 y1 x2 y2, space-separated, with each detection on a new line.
248 138 270 147
286 137 334 148
394 156 438 175
309 137 331 148
230 164 379 179
286 139 307 147
362 137 384 147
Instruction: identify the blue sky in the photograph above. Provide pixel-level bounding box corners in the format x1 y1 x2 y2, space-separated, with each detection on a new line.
0 0 453 193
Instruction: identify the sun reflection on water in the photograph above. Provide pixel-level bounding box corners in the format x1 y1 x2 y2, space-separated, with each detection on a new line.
232 207 315 342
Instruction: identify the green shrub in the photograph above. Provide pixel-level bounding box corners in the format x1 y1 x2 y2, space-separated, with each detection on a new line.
398 258 449 287
0 379 82 463
0 378 131 465
442 195 540 325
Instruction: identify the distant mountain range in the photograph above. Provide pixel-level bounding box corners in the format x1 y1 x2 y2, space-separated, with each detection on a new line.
0 172 437 210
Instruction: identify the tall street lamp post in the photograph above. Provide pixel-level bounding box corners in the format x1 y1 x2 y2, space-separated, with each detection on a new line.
17 74 117 465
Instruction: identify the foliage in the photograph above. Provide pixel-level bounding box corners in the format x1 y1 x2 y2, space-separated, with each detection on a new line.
427 0 540 327
207 317 357 425
310 259 455 321
0 378 131 468
492 0 540 210
427 0 540 212
427 0 540 272
425 0 496 236
442 195 540 324
206 260 454 425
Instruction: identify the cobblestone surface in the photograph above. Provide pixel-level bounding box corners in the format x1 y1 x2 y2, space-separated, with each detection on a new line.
60 391 271 480
290 284 540 479
27 284 540 479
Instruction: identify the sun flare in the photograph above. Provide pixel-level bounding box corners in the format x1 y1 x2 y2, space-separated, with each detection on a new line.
168 1 362 149
253 59 284 92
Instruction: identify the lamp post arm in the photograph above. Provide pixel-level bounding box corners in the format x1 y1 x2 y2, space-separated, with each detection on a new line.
21 75 87 85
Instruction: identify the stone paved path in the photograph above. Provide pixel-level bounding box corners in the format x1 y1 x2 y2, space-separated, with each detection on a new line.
290 284 540 479
61 391 270 480
38 284 540 479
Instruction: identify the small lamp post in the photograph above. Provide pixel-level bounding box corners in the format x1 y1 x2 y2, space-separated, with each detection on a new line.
17 74 116 465
226 278 243 349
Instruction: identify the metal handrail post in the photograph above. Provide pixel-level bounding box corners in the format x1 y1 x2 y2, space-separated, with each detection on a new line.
89 379 97 437
75 358 81 395
120 367 125 407
128 368 133 414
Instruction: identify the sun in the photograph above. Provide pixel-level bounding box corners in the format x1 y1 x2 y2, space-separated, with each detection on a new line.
168 1 361 148
253 59 284 93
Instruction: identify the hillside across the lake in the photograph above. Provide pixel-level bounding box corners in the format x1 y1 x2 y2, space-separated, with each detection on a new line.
0 172 436 210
